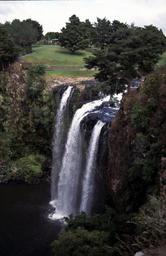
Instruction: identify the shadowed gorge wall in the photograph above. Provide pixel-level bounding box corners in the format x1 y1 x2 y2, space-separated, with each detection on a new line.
107 69 166 212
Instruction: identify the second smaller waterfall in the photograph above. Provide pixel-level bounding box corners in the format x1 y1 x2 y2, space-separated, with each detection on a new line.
80 120 105 214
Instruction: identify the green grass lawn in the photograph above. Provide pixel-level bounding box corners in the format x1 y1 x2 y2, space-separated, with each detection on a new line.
158 51 166 67
46 69 95 77
21 45 95 77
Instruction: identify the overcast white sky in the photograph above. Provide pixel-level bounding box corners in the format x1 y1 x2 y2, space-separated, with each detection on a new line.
0 0 166 34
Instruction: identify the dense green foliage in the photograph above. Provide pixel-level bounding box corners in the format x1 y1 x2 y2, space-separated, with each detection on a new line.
86 22 166 94
0 65 55 183
52 207 126 256
4 19 43 54
133 196 166 248
128 69 166 201
0 25 18 70
13 154 45 183
1 153 45 184
45 32 60 41
92 19 127 49
52 229 112 256
59 15 91 53
0 18 43 70
26 19 43 41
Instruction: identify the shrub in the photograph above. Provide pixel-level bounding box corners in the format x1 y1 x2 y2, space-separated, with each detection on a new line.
11 154 45 183
131 103 149 130
131 196 166 250
26 65 46 100
52 228 113 256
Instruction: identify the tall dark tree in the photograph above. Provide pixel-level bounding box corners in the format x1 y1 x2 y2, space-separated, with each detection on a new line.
81 19 94 47
25 19 43 41
0 25 18 70
86 23 166 95
91 18 128 49
45 32 60 40
134 25 166 73
4 19 43 54
59 15 89 53
92 18 112 49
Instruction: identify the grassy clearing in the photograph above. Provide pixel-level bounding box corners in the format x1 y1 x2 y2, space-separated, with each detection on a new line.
158 51 166 67
21 45 95 77
46 69 95 78
22 45 92 66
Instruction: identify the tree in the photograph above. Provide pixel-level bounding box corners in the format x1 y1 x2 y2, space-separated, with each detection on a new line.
92 18 112 49
25 19 43 41
91 18 128 49
4 19 43 54
45 32 60 41
59 15 89 53
26 65 45 101
81 19 94 47
0 25 18 70
52 229 112 256
86 22 166 95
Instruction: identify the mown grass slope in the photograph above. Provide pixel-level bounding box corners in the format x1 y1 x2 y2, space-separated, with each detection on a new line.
21 45 95 77
158 51 166 67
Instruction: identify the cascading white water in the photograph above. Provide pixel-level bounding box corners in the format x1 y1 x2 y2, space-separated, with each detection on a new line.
51 86 73 203
52 96 110 218
80 120 105 214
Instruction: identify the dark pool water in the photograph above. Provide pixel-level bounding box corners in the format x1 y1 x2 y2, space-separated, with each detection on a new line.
0 182 62 256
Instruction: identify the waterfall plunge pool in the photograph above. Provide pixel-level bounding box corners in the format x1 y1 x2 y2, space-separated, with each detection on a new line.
0 182 62 256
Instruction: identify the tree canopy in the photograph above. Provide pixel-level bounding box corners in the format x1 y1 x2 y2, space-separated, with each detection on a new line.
45 32 60 41
25 19 43 41
86 22 166 95
59 15 91 53
0 18 43 69
52 228 112 256
4 19 43 54
0 25 18 70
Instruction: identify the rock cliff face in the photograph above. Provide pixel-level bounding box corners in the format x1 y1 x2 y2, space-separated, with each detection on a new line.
107 90 138 211
108 94 135 187
107 69 166 212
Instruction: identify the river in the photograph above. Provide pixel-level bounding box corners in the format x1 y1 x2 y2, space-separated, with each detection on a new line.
0 182 62 256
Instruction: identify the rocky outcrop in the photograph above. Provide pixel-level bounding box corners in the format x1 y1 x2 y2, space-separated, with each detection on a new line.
108 91 137 191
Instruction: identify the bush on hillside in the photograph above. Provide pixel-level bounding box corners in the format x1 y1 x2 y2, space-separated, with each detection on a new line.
52 228 113 256
11 154 45 183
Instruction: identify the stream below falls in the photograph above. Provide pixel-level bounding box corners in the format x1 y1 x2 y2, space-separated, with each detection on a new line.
0 182 62 256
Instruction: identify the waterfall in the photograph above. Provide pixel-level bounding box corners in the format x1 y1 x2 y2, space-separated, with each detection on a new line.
80 120 105 214
51 86 73 203
53 96 110 218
